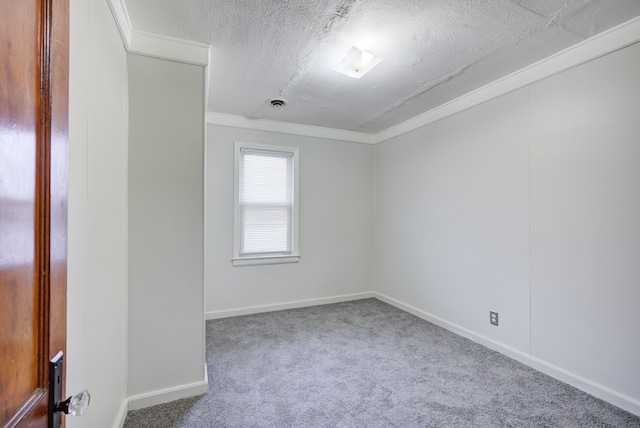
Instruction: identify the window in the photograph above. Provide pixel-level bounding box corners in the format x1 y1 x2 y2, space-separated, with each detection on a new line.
233 142 299 266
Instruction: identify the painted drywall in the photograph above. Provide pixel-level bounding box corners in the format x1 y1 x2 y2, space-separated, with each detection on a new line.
375 41 640 412
206 125 375 316
67 0 129 426
127 54 205 396
375 89 531 352
529 42 640 404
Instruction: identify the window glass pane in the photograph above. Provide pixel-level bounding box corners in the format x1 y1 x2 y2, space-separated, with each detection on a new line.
241 206 291 254
241 152 292 204
239 149 293 256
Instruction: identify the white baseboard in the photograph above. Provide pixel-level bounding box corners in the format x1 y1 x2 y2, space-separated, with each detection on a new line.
127 365 209 411
112 398 129 428
373 292 640 417
206 292 375 320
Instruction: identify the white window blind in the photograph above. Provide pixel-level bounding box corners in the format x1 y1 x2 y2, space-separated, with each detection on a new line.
238 147 295 257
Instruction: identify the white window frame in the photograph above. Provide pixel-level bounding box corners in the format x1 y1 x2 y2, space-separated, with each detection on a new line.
232 141 300 266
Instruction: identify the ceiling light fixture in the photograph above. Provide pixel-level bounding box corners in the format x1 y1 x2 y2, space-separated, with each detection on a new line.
332 46 383 79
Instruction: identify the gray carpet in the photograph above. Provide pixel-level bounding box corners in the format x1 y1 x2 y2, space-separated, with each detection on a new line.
124 298 640 427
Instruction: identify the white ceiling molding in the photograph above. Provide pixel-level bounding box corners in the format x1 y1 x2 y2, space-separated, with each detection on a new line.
111 0 638 145
107 0 210 66
204 49 213 112
206 15 640 145
107 0 132 50
371 15 640 144
206 112 375 145
129 30 210 66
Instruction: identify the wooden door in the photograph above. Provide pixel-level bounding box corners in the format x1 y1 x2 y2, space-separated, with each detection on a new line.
1 0 69 427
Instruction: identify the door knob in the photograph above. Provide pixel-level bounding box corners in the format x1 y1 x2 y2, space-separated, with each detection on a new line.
54 389 91 416
49 352 90 428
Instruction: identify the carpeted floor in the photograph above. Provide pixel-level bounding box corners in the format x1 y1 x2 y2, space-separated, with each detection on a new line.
123 299 640 427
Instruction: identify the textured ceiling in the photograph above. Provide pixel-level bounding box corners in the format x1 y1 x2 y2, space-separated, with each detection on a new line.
124 0 640 134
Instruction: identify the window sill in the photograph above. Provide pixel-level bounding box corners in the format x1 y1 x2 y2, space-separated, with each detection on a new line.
232 255 300 267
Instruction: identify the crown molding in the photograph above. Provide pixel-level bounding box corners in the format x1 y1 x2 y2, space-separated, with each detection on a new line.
108 0 639 144
207 16 640 145
107 0 210 66
206 112 375 144
129 30 210 66
107 0 132 50
371 15 640 144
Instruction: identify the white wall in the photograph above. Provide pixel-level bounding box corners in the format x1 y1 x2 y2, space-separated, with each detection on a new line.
67 0 129 426
375 41 640 413
375 89 531 351
127 54 206 399
65 1 638 420
206 125 375 317
529 42 640 404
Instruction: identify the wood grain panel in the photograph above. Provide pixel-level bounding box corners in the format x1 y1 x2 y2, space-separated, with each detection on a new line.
1 0 69 426
0 0 41 423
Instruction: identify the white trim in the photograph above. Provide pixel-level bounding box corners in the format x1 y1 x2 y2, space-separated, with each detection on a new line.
373 292 640 417
106 0 210 66
208 17 640 145
204 48 213 111
232 255 300 266
371 16 640 144
129 30 210 66
233 142 300 263
122 38 131 428
127 367 209 411
111 399 129 428
206 292 375 319
202 105 208 410
106 0 132 50
206 112 375 144
108 3 639 142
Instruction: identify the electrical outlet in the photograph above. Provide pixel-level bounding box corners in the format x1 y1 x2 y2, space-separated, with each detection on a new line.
490 311 499 326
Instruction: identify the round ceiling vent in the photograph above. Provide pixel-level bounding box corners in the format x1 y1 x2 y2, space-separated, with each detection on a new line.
269 99 287 108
